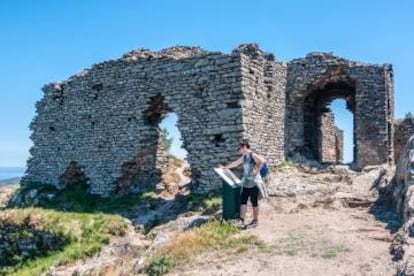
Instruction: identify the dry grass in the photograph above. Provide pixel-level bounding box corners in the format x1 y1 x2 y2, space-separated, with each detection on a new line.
158 220 237 260
0 183 19 208
147 220 257 273
168 155 184 168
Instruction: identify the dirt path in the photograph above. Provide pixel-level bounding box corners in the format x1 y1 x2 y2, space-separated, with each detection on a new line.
4 164 397 275
176 161 191 187
180 200 395 276
177 166 398 276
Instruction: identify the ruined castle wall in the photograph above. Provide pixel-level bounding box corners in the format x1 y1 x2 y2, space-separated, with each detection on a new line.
385 65 395 163
23 44 395 196
394 118 414 162
336 127 344 162
237 46 286 165
24 48 247 195
286 53 393 168
319 112 343 162
353 65 394 167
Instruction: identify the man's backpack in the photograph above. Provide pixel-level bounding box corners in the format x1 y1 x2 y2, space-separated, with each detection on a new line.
249 152 269 178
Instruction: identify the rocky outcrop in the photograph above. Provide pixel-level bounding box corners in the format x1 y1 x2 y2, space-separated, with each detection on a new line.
49 231 147 276
388 135 414 275
0 211 69 267
267 162 393 211
394 118 414 162
392 135 414 218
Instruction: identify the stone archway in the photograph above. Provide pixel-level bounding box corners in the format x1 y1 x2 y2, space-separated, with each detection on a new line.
286 52 394 169
302 78 356 164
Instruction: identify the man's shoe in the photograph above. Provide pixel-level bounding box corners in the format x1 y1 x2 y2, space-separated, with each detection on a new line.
237 218 246 229
246 219 258 229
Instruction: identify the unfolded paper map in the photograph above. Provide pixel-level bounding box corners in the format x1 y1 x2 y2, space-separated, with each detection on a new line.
213 168 241 187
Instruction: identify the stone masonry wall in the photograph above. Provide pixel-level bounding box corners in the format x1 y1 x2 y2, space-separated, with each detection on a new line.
394 118 414 162
23 44 394 196
237 44 286 165
24 47 248 195
320 112 343 162
336 127 344 162
286 52 393 168
23 44 287 196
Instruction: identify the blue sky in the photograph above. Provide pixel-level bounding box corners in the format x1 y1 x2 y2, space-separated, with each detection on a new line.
0 0 413 166
159 113 188 159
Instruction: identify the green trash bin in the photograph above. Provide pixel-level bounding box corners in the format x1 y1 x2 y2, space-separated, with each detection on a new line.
222 180 241 220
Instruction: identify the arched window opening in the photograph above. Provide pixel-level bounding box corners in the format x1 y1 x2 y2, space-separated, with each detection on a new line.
321 99 354 164
158 113 191 190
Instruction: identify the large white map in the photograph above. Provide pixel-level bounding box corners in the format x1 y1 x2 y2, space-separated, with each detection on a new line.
213 168 241 187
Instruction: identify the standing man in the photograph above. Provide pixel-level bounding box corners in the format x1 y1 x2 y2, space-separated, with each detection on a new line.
221 138 266 228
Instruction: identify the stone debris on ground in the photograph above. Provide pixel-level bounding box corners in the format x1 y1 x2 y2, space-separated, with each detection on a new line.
23 158 407 276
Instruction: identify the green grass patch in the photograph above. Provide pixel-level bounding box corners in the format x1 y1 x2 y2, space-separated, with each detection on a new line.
321 245 350 259
146 219 257 274
0 208 130 275
258 231 350 259
280 160 294 168
187 194 222 210
203 196 222 209
146 256 176 276
12 182 153 213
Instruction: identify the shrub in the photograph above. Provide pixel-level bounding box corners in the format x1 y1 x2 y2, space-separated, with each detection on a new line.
146 256 175 276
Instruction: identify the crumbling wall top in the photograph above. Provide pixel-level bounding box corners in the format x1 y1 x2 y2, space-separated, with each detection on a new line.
122 46 211 61
233 43 276 61
289 51 385 68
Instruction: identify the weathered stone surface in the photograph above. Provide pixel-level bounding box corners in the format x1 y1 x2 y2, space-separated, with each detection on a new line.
267 164 393 211
388 135 414 274
23 44 395 196
392 135 414 218
146 215 211 250
0 212 69 267
320 112 343 162
23 44 286 196
394 118 414 162
286 53 394 168
49 230 147 276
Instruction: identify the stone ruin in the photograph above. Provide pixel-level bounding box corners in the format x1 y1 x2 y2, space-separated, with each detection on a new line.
394 117 414 162
23 43 396 196
319 112 344 163
286 52 394 168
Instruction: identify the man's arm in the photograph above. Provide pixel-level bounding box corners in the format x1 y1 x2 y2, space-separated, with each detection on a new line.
221 156 244 169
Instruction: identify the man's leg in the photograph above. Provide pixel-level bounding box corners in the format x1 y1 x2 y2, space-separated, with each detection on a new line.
239 188 249 225
240 204 247 220
249 187 259 227
253 206 259 221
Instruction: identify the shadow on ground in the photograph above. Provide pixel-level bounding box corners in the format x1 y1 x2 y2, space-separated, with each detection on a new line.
4 181 221 234
368 185 401 234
